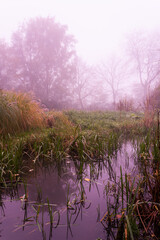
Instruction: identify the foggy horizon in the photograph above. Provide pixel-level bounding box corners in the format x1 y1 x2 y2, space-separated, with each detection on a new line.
1 0 160 64
0 0 160 111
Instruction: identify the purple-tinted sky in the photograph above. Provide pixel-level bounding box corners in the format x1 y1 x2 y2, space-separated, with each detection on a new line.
1 0 160 63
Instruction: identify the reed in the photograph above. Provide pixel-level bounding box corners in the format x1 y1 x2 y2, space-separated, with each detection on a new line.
0 90 44 136
102 168 140 239
102 123 160 239
0 105 145 189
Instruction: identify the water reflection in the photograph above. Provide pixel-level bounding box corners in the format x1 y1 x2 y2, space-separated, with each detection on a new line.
0 141 138 240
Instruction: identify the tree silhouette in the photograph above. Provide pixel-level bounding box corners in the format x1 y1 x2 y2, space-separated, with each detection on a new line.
10 17 76 109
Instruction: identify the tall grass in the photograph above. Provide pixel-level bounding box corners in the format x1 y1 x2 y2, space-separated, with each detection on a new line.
0 90 44 136
0 102 145 187
102 167 141 239
101 123 160 239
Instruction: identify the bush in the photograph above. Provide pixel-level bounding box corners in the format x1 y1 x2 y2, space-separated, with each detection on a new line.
116 97 134 112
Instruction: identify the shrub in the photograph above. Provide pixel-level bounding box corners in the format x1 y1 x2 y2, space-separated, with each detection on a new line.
116 97 134 112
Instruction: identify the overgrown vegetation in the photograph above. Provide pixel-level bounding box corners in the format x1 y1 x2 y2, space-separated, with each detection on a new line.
0 91 144 186
0 90 160 239
100 131 160 239
0 90 44 136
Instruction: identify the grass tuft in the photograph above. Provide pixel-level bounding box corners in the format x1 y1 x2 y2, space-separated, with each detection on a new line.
0 90 44 136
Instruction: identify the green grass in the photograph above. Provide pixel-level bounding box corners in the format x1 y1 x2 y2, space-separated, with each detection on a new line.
1 92 160 239
65 110 144 134
0 96 146 187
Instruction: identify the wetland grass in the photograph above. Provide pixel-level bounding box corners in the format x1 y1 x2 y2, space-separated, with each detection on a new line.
101 124 160 240
0 90 44 136
3 91 159 239
102 168 141 239
0 99 145 189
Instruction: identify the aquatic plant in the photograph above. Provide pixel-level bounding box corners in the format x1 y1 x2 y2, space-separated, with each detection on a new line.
0 106 145 188
101 167 140 239
102 125 160 239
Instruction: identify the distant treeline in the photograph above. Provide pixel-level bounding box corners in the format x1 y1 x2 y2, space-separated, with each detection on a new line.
1 17 160 110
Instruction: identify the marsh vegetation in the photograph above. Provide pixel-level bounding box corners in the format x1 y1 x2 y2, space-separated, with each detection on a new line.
0 91 159 239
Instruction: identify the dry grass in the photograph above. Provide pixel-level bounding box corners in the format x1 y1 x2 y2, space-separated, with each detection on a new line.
0 90 44 136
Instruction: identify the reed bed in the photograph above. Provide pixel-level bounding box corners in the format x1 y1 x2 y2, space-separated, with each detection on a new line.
1 94 160 239
0 90 44 136
0 93 145 188
101 128 160 240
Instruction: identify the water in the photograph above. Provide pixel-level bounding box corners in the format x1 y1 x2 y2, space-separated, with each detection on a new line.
0 141 138 240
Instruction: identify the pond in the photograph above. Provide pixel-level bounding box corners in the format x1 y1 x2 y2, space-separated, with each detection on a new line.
0 141 138 240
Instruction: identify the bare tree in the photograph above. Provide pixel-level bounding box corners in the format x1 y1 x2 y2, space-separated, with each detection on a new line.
127 31 160 108
73 58 97 110
96 55 126 110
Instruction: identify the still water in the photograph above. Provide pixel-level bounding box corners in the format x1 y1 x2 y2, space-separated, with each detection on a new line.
0 141 138 240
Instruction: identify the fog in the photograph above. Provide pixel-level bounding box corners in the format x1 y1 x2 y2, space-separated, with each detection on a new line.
1 0 160 110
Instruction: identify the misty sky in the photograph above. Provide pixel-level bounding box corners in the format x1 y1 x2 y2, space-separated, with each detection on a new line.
0 0 160 63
